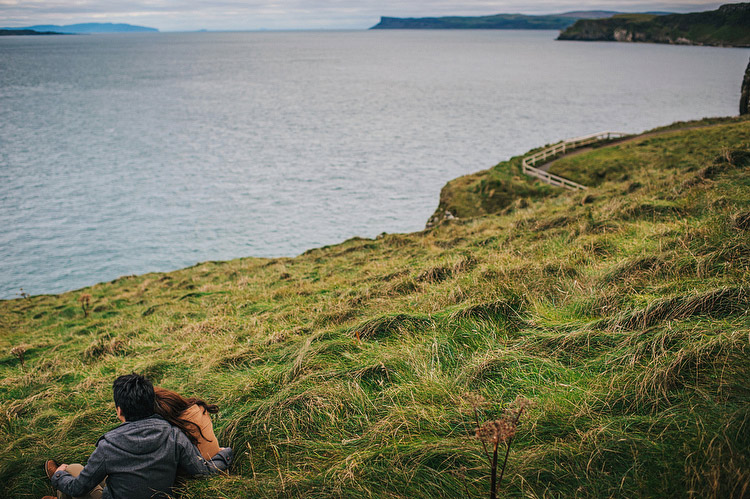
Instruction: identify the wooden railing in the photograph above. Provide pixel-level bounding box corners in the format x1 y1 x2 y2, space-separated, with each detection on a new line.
521 131 629 190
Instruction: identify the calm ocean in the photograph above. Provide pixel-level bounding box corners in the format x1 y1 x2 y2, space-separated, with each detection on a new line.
1 30 748 298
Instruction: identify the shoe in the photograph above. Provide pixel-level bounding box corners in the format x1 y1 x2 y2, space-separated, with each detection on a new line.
43 459 60 496
43 459 59 480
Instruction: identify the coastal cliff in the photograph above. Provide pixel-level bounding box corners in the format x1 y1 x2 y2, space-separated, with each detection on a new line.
558 3 750 47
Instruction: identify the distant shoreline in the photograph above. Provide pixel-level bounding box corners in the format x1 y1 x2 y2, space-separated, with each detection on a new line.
369 12 613 31
0 29 65 36
1 23 158 34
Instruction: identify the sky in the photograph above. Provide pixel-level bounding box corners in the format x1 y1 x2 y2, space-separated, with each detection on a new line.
0 0 726 31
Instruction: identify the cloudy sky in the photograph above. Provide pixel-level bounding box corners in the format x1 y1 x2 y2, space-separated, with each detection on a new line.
0 0 725 31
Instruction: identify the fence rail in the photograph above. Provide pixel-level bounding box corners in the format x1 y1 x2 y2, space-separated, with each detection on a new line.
521 131 629 190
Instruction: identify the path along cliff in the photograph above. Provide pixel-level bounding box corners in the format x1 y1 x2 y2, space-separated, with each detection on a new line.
427 116 750 227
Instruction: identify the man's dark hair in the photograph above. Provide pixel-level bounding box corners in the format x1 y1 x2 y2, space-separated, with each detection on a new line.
113 373 155 421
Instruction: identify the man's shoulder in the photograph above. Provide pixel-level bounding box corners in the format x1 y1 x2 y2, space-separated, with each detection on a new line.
97 415 174 448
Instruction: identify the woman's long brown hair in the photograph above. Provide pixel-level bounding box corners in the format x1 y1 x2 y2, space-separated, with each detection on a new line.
153 387 219 445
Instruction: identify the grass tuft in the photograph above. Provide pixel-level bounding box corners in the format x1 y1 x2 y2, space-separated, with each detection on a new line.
605 286 748 331
349 313 435 341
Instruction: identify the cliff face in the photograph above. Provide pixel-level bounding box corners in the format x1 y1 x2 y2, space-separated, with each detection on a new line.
558 3 750 47
742 58 750 115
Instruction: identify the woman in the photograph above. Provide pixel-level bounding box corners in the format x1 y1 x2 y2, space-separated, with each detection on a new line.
153 387 221 460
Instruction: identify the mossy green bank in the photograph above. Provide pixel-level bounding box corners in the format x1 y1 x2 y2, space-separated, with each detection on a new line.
1 117 749 498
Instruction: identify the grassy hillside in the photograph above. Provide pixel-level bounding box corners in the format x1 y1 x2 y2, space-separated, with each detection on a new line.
1 118 749 498
558 3 750 47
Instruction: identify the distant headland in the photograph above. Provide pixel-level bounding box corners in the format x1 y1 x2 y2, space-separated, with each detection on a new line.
369 11 672 30
0 23 158 35
0 29 65 36
558 2 750 47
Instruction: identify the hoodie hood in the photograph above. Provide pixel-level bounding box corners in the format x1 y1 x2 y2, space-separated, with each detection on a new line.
99 415 172 455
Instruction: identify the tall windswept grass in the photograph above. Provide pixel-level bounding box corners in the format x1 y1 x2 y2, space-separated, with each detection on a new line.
1 117 749 498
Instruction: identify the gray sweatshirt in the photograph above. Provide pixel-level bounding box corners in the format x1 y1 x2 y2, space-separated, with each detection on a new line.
51 415 233 499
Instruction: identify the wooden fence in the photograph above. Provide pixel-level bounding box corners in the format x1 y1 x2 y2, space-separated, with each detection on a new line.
521 131 628 190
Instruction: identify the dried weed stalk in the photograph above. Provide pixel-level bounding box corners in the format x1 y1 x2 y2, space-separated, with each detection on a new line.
466 393 533 499
10 345 27 370
80 293 92 318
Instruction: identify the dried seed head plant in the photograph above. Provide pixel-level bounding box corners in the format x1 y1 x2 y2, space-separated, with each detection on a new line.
468 393 534 499
10 345 27 370
79 293 92 318
476 418 517 445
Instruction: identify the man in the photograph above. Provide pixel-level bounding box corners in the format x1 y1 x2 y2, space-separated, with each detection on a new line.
42 374 233 499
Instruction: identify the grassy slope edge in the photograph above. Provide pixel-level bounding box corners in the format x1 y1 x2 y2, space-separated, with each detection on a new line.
1 117 749 498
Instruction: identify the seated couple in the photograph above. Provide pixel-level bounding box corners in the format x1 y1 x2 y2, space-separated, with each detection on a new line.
42 374 232 499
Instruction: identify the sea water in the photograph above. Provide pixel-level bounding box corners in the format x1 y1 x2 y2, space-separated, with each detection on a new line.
1 30 748 298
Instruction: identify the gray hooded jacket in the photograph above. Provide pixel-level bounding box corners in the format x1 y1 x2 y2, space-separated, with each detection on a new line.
51 415 233 499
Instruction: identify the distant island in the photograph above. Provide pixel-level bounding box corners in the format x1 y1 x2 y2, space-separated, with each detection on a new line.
558 2 750 46
1 23 158 34
0 29 65 36
369 11 674 30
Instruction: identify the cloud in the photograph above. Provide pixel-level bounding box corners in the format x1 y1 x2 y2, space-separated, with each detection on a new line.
0 0 724 31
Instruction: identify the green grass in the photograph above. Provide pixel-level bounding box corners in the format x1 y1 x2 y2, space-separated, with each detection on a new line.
1 117 749 498
548 119 750 187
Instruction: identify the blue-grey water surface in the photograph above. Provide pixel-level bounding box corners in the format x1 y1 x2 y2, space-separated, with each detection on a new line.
1 31 748 298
